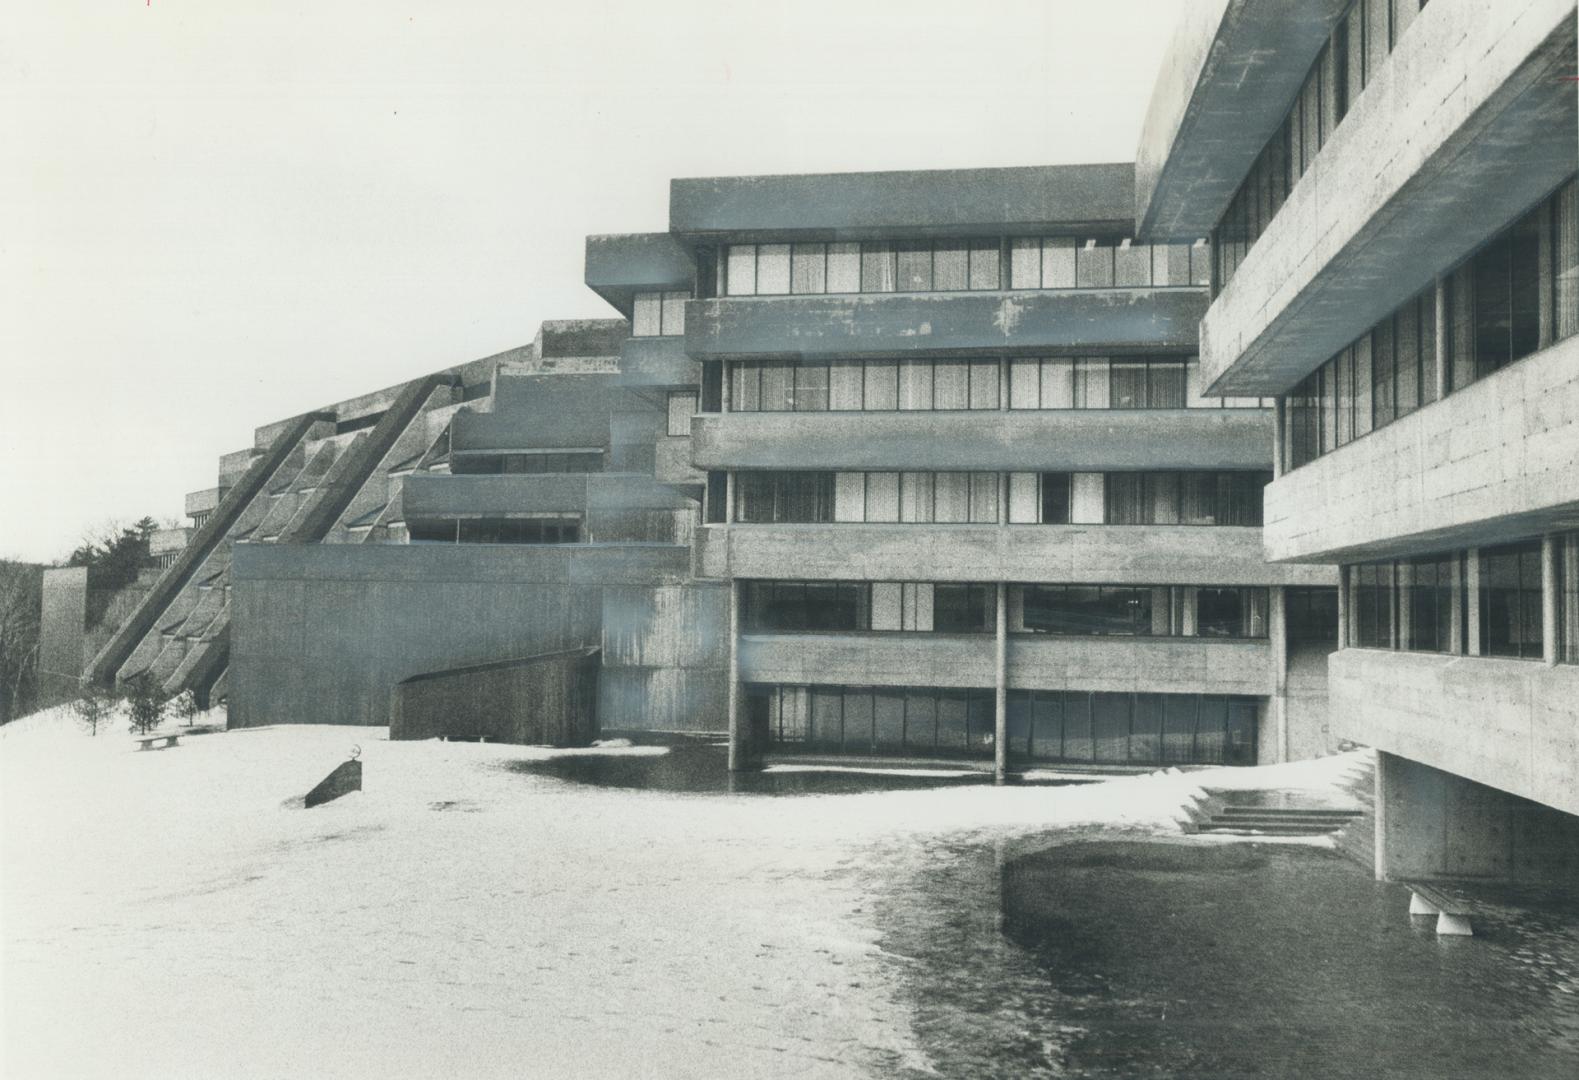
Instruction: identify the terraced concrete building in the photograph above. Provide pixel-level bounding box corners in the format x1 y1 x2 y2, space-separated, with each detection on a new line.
1137 0 1579 881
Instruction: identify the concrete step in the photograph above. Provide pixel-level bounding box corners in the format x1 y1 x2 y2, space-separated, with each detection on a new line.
1216 807 1361 821
1198 822 1351 836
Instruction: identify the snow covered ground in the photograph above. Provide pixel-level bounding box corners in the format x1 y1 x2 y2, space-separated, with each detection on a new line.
0 709 1367 1079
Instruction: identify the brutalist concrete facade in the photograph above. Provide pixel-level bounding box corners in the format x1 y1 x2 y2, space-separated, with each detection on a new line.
1138 0 1579 882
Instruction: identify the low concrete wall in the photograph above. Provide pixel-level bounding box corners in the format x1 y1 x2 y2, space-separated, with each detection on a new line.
37 568 87 706
693 409 1272 472
599 584 728 733
391 648 600 745
703 524 1338 587
1331 648 1579 817
1265 343 1579 561
686 289 1207 361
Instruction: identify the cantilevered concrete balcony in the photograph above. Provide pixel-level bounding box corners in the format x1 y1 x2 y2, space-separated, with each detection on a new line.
700 524 1335 587
1331 649 1579 817
1135 0 1352 241
584 232 695 315
670 163 1134 241
401 473 696 520
1200 0 1577 394
1264 343 1579 563
654 436 704 487
685 289 1207 361
691 409 1271 472
740 631 1273 697
617 336 697 390
185 486 229 517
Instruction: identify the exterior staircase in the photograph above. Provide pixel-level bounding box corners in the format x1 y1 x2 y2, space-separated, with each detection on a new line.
1196 802 1365 836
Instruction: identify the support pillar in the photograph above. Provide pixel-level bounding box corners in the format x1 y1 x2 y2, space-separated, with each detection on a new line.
1449 553 1466 654
1433 275 1449 401
1269 586 1289 763
1542 535 1559 666
726 578 742 772
1271 397 1286 478
1336 564 1350 650
994 581 1008 784
1466 550 1482 656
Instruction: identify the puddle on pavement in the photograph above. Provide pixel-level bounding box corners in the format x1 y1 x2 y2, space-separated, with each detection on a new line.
874 838 1579 1079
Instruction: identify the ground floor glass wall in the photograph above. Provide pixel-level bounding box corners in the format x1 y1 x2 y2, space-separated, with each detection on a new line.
749 683 1260 766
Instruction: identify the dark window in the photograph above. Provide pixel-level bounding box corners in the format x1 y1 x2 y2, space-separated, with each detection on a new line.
1022 585 1152 637
1480 540 1544 660
734 472 835 524
1286 587 1339 647
1040 473 1071 524
701 361 723 413
705 471 727 524
933 584 995 633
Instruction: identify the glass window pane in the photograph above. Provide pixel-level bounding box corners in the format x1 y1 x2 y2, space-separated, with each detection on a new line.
1040 360 1075 408
871 583 902 630
861 243 896 292
934 472 970 523
1042 238 1076 288
1556 180 1579 342
933 244 969 291
1353 333 1373 436
756 243 790 295
969 361 1000 409
1115 241 1151 287
933 362 969 410
1092 692 1131 763
900 473 934 523
760 362 793 412
1149 362 1186 408
829 361 863 410
1077 239 1116 288
793 364 829 412
834 472 866 522
1011 238 1040 289
1075 359 1111 408
898 363 933 411
969 242 1000 290
904 693 938 755
662 291 687 335
726 245 756 296
733 361 761 412
865 472 899 522
1008 472 1039 522
1009 359 1040 409
969 472 999 523
896 242 932 292
1110 360 1147 409
864 362 898 410
873 692 905 752
1041 472 1071 524
1191 240 1212 286
827 242 861 293
633 292 662 336
791 243 826 294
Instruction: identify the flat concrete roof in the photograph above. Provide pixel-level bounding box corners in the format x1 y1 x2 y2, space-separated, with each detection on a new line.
1134 0 1351 242
670 163 1135 240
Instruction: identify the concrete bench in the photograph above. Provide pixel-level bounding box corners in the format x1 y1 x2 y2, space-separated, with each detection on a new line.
135 733 181 752
1405 883 1473 937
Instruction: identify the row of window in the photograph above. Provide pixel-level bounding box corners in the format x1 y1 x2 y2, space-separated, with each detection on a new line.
632 291 688 337
721 358 1269 414
740 580 1271 640
1348 534 1578 663
451 451 605 475
408 516 582 545
1284 177 1579 470
753 683 1258 766
725 471 1268 527
720 237 1211 298
1216 0 1431 291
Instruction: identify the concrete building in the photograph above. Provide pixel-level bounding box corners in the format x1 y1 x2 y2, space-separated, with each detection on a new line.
1137 0 1579 883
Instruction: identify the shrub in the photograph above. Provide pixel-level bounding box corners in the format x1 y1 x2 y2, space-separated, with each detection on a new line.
125 674 168 736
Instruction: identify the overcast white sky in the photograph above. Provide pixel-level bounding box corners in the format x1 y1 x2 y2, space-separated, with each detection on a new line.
0 1 1179 563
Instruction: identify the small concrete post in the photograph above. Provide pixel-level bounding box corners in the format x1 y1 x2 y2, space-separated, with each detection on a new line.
723 471 735 524
1465 551 1482 656
1449 554 1465 655
726 578 742 772
1396 562 1414 648
1542 535 1559 666
1433 276 1449 401
994 581 1008 784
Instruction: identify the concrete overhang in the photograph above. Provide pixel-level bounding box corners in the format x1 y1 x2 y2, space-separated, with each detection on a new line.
670 163 1135 242
691 409 1272 472
400 474 592 518
616 337 697 390
685 289 1207 361
1135 0 1352 242
1201 0 1578 395
584 234 696 316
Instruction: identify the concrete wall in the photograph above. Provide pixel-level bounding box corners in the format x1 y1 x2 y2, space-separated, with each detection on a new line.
391 648 600 745
670 163 1135 239
1200 0 1578 393
1375 751 1579 885
617 337 697 389
692 409 1272 472
701 524 1338 587
229 543 691 728
1265 343 1579 562
453 373 616 452
1331 648 1579 817
37 568 87 705
739 632 1272 697
687 289 1207 361
599 583 729 732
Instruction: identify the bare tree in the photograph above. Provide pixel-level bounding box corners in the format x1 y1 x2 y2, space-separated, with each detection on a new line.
71 681 120 736
0 561 43 724
170 688 202 727
125 674 168 736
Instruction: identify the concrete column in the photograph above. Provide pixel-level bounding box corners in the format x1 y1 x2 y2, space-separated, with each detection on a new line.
998 357 1009 412
1336 565 1350 649
723 471 735 524
721 361 732 412
1449 555 1465 655
1542 535 1559 666
1269 586 1289 763
1271 397 1286 478
1466 550 1482 656
1396 562 1413 649
726 578 742 771
998 472 1009 525
1433 276 1449 401
994 581 1008 784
